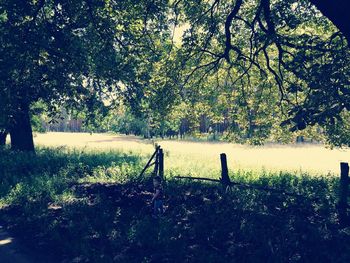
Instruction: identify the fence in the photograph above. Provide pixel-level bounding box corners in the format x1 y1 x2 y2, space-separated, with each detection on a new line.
175 153 308 198
140 147 350 225
139 145 164 179
174 153 231 189
339 162 350 225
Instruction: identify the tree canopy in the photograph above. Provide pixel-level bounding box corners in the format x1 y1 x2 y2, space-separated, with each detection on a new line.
1 0 350 150
0 0 170 150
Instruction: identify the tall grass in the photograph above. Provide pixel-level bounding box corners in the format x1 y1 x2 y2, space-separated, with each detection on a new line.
0 147 144 207
0 146 348 262
0 146 340 213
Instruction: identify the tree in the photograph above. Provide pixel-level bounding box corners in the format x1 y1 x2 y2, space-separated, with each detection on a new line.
172 0 350 145
0 0 170 151
3 0 349 149
111 0 350 145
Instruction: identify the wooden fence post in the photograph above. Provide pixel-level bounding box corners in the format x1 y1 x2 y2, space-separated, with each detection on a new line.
153 148 159 176
220 153 231 188
158 148 164 179
139 146 160 178
339 162 349 225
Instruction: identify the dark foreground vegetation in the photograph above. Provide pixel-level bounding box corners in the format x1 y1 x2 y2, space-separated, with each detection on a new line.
0 147 349 262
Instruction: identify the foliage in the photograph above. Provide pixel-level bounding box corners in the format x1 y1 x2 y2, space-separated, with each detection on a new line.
0 0 171 149
169 0 350 146
323 111 350 148
2 0 350 147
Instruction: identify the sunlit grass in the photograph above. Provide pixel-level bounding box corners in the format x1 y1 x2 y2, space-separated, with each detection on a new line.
33 132 349 177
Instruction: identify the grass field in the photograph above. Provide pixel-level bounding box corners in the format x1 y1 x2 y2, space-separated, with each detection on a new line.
34 132 350 176
1 133 349 262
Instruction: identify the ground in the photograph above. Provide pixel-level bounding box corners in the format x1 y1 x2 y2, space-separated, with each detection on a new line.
1 133 350 262
34 132 350 175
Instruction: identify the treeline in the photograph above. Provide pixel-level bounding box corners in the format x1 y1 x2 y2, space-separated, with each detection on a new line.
106 109 323 144
35 101 324 145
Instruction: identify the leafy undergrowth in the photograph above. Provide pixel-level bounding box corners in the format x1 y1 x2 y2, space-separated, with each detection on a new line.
0 147 349 262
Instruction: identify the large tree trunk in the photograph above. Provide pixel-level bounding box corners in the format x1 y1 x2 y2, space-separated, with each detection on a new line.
10 103 35 151
310 0 350 44
0 131 7 146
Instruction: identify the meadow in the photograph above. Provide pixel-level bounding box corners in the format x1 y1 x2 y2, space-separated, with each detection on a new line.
34 132 350 176
0 133 349 262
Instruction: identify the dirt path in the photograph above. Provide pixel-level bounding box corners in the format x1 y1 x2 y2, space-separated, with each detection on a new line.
0 226 34 263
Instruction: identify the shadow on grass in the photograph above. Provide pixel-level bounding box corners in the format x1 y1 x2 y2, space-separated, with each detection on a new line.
0 148 349 262
0 147 143 203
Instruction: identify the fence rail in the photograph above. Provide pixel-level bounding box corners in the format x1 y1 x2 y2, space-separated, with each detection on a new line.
140 147 350 226
175 153 307 198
